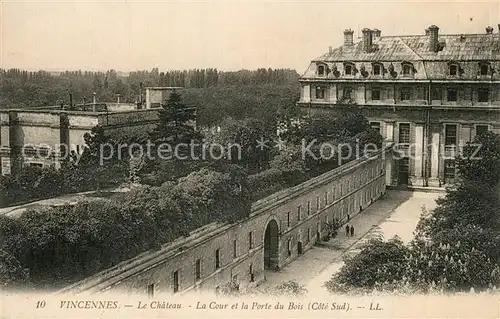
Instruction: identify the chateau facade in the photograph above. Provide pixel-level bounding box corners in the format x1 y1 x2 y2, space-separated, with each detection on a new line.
298 25 500 187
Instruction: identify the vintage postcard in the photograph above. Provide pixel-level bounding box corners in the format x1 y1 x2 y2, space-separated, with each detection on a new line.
1 0 500 318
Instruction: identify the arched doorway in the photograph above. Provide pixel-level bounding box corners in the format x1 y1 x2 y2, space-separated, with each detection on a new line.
264 219 279 270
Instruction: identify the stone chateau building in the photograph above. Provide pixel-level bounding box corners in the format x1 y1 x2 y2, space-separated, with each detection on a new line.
0 87 182 175
298 24 500 187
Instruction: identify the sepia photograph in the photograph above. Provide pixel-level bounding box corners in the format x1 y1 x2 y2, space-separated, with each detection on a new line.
1 0 500 318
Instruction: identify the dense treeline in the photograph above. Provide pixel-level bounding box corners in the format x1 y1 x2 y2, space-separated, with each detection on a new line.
0 68 299 109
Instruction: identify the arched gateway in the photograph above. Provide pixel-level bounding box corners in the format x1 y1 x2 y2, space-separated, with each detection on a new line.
263 219 279 270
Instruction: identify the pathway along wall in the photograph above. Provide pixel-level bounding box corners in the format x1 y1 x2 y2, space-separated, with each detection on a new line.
57 145 393 296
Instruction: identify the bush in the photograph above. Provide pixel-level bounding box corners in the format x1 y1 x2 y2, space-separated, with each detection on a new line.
0 166 252 289
274 280 307 296
325 237 410 294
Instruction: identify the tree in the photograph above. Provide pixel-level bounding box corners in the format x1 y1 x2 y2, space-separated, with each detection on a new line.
151 91 198 144
0 249 29 288
209 117 275 172
325 237 410 293
269 144 308 185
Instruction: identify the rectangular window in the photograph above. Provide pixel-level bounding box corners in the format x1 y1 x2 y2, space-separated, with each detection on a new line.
480 64 489 76
403 64 412 75
401 88 411 101
373 64 381 75
173 271 179 293
287 211 291 227
447 88 458 102
332 187 336 201
318 65 325 76
478 88 489 102
195 259 201 280
372 88 381 100
325 192 328 206
449 65 458 76
248 231 253 250
307 228 311 243
431 87 441 100
287 239 292 257
215 249 220 269
343 87 352 99
444 159 456 180
445 124 457 146
370 122 381 133
316 86 325 99
307 201 311 216
233 240 237 259
297 206 301 221
316 196 320 210
147 283 155 298
399 123 410 144
476 125 489 136
345 65 352 75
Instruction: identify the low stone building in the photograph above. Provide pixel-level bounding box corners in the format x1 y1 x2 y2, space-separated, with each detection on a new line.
298 24 500 187
0 102 159 175
57 145 393 296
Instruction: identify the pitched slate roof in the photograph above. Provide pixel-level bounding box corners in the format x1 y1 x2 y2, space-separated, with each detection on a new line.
315 34 500 62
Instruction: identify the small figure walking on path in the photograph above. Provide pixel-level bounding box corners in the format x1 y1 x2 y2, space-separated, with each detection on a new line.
345 224 350 236
350 225 354 237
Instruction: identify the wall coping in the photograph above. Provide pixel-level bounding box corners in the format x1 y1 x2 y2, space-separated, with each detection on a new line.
55 143 393 295
0 108 158 117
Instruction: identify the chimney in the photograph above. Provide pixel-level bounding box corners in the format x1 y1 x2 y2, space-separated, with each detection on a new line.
428 25 439 52
343 29 354 46
329 46 333 54
486 26 494 34
372 29 381 40
362 28 373 53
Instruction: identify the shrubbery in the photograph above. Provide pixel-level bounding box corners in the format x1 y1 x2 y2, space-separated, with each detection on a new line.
0 165 252 288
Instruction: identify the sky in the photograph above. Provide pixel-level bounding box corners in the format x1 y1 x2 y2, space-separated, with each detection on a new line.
1 0 499 72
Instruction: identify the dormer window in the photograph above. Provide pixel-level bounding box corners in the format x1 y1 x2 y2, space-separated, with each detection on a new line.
317 64 325 76
479 63 489 76
372 63 382 75
402 63 413 76
343 62 356 76
449 64 458 76
345 64 352 75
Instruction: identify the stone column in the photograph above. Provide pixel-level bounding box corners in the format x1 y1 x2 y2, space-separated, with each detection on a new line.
385 153 393 186
329 84 337 103
302 84 311 103
385 122 394 141
412 123 424 185
429 127 441 187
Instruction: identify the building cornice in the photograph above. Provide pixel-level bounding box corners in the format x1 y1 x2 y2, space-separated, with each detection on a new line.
297 102 500 112
299 78 500 84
